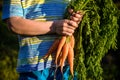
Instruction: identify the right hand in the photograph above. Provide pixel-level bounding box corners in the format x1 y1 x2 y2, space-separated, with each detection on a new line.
53 9 83 36
53 19 77 36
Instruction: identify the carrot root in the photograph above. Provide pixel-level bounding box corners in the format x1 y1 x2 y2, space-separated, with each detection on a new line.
44 35 75 76
67 45 74 76
55 36 66 65
70 35 75 48
60 42 69 72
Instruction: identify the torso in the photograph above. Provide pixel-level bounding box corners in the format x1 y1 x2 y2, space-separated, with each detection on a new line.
17 0 70 72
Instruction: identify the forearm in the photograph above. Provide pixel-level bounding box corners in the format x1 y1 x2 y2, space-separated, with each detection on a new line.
7 17 56 36
6 10 83 36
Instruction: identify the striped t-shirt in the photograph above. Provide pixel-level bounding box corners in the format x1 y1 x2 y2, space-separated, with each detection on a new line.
2 0 70 72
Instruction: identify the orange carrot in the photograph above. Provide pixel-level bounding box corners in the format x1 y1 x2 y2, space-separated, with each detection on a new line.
43 39 60 59
67 45 74 76
70 35 75 48
58 52 62 66
55 36 66 65
60 42 69 72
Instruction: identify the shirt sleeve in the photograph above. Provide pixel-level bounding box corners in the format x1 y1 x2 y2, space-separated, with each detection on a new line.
2 0 24 20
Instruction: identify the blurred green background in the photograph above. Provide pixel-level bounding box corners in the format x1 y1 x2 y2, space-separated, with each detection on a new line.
0 0 120 80
0 0 19 80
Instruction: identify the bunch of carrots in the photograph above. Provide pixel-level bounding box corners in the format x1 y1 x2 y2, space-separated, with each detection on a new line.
43 35 75 76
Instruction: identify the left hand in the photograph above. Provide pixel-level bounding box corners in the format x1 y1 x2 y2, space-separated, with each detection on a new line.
68 8 84 27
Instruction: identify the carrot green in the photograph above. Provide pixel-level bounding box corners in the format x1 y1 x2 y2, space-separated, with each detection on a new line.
64 0 119 80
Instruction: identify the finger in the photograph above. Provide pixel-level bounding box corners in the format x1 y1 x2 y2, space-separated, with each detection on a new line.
73 13 83 24
62 31 74 36
71 11 83 18
68 20 78 28
70 16 80 22
64 20 76 30
55 21 74 36
74 13 83 19
62 26 75 36
64 24 75 32
56 29 73 36
68 8 74 14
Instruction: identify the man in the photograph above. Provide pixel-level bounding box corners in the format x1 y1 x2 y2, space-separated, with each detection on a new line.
2 0 83 79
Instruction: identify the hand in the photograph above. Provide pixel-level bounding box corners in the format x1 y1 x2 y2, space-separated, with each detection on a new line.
53 20 75 36
69 9 84 24
53 9 84 36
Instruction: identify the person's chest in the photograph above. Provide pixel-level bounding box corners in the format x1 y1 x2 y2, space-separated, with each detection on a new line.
22 0 71 20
